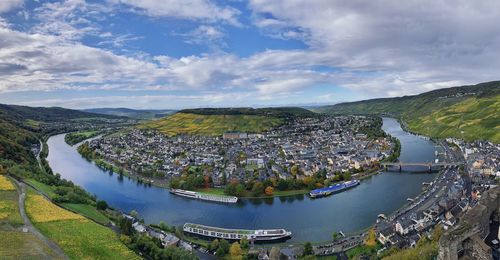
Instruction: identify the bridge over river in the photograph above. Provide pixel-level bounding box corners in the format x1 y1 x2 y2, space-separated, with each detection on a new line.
380 162 462 172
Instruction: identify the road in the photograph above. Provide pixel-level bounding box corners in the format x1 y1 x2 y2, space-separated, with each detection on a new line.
12 178 69 260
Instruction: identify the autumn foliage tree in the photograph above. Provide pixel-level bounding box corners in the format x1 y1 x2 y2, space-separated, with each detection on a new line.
229 242 242 259
265 186 274 195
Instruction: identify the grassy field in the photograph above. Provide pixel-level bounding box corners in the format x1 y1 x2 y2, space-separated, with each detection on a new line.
0 231 62 259
0 190 23 226
25 191 140 260
140 112 284 136
61 203 109 225
26 179 57 197
0 175 22 226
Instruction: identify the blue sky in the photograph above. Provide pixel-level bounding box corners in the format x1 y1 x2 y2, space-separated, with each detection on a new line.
1 0 499 109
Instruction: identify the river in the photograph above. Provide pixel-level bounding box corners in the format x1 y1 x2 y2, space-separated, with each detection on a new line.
47 117 439 243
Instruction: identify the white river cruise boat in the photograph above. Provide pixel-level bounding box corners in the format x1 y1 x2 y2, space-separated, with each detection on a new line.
170 189 238 203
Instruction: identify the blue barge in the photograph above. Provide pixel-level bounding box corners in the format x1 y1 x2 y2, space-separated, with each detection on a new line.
309 179 360 198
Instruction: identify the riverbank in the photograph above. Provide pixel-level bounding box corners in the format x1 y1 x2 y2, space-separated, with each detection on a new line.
45 118 439 244
76 141 170 189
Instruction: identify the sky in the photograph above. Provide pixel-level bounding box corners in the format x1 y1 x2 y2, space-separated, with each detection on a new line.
1 0 500 109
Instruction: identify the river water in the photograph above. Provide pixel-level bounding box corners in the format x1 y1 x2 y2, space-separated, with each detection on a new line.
47 117 438 243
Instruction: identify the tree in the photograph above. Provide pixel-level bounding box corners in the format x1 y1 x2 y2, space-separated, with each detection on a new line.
364 228 376 246
251 181 264 196
96 200 108 210
229 242 242 259
240 237 249 250
303 242 313 256
119 217 134 236
265 186 274 196
332 232 339 241
219 239 230 254
277 179 288 191
235 184 245 197
216 247 226 257
158 221 169 231
130 210 139 219
209 239 220 251
290 165 299 175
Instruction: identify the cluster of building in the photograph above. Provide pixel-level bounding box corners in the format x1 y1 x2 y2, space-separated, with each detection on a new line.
376 165 470 248
86 116 395 185
374 138 499 253
123 214 193 251
447 138 500 178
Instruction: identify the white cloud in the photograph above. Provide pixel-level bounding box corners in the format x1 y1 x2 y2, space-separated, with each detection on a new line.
180 25 225 46
248 0 500 96
3 0 500 109
31 0 113 41
15 93 254 109
114 0 241 25
0 0 23 13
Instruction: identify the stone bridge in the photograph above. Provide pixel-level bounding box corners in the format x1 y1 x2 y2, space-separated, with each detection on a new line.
380 162 461 172
438 186 500 260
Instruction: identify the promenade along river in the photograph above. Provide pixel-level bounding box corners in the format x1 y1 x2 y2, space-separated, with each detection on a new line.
47 118 439 243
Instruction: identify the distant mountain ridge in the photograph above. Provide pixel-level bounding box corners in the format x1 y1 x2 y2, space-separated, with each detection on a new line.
0 103 120 164
315 81 500 142
83 108 176 119
178 107 316 118
0 104 119 123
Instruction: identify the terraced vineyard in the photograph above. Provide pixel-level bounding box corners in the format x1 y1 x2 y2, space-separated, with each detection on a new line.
25 191 140 260
407 96 500 143
316 81 500 142
141 112 284 136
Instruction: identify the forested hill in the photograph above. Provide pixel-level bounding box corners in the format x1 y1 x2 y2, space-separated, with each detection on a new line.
83 107 176 119
0 104 124 164
179 107 316 118
315 81 500 143
0 104 120 123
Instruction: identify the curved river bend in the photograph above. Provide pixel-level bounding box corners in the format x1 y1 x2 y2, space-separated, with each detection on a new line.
47 118 438 243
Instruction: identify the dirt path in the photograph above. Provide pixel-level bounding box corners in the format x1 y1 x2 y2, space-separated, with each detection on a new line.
12 178 69 260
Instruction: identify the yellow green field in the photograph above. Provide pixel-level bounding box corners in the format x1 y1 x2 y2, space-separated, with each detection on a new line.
1 176 62 259
0 231 63 259
0 191 23 226
0 175 16 191
25 193 140 260
140 112 283 136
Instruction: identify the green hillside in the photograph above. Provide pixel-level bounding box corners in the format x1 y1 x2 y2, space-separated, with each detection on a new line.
315 81 500 142
407 96 500 143
178 106 316 117
83 107 176 119
140 112 284 136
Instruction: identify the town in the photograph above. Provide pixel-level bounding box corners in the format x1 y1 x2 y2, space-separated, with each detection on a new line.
82 115 396 195
312 139 500 259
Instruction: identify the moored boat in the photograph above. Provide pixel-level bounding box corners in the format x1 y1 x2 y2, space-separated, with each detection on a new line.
309 179 360 198
170 189 238 203
183 223 292 242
